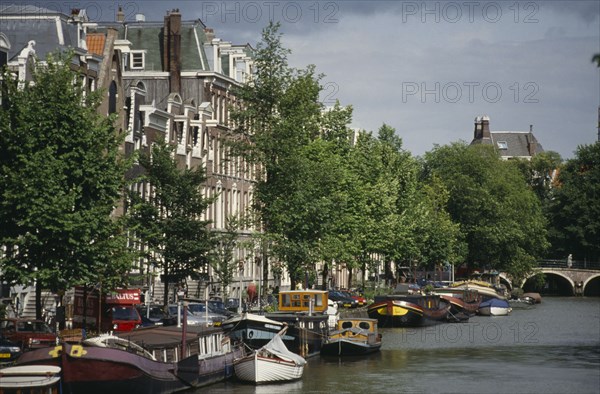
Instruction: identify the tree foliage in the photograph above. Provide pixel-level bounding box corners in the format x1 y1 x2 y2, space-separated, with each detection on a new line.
423 142 548 280
547 143 600 262
127 142 214 305
230 22 326 288
0 51 132 317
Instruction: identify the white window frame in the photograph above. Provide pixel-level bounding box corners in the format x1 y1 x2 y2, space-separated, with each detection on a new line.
130 51 145 70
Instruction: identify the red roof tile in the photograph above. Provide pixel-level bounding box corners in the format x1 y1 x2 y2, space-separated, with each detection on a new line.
86 33 105 56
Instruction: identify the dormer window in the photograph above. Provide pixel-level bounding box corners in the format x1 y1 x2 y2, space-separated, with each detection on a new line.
130 51 145 70
497 141 508 150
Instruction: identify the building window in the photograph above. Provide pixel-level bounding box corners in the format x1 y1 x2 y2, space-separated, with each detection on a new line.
497 141 508 150
130 51 145 70
108 81 117 114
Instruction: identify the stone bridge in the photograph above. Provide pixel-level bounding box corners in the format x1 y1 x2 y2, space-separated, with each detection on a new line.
520 260 600 296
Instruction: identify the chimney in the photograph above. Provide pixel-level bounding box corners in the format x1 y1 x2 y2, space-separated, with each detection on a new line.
481 116 491 139
204 28 215 41
116 6 124 22
527 128 537 157
163 9 182 94
474 116 483 139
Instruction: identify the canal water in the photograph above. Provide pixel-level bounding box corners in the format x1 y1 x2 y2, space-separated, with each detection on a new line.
201 297 600 394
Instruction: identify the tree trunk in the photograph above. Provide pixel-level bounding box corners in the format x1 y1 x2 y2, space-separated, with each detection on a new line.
322 263 329 290
163 262 170 307
35 281 42 320
347 267 353 290
385 259 395 286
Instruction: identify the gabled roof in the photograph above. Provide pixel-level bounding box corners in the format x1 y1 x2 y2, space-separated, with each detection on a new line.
489 131 544 158
0 5 85 61
92 20 210 72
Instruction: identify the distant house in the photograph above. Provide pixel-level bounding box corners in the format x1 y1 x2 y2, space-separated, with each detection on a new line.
470 115 543 160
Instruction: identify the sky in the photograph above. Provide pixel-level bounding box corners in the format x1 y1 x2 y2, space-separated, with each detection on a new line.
15 0 600 159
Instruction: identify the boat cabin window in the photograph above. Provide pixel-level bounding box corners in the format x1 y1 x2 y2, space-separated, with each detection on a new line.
292 294 301 307
277 290 328 312
281 293 291 307
359 322 371 330
341 321 353 329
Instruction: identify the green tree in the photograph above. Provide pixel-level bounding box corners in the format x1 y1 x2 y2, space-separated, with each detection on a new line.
413 174 466 270
0 51 132 318
230 22 324 288
547 143 600 262
512 151 562 203
423 142 548 281
209 215 246 299
127 142 214 306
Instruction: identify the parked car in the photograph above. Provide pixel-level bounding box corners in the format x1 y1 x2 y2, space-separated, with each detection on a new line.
340 290 367 306
0 334 22 364
187 303 227 325
106 305 142 332
136 305 176 326
328 291 359 308
167 304 225 326
206 299 234 318
0 318 57 350
225 298 240 313
167 304 195 325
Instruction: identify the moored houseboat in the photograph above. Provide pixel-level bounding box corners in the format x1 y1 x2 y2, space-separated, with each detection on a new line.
13 324 244 393
222 290 330 358
265 290 330 358
449 280 508 301
435 287 482 321
115 325 244 388
14 339 194 394
320 318 382 357
367 294 450 327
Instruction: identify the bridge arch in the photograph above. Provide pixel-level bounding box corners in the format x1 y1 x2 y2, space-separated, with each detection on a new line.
522 270 575 296
583 274 600 297
499 274 512 291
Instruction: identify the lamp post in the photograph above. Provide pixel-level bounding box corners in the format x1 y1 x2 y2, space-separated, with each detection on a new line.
238 260 244 314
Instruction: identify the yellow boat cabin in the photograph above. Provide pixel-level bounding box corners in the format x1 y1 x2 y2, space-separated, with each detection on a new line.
321 318 382 356
278 290 328 313
330 318 380 340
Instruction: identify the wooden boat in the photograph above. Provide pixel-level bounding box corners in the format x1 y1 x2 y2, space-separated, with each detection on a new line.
115 325 244 388
13 325 244 393
440 295 472 322
450 280 508 301
220 313 295 350
509 297 535 309
436 288 482 321
478 298 512 316
320 318 382 357
223 290 330 358
234 328 306 384
14 340 194 393
367 294 450 327
522 292 542 304
0 365 61 393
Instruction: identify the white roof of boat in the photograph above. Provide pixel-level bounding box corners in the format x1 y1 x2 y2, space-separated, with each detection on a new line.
223 312 284 326
0 365 61 388
0 365 61 376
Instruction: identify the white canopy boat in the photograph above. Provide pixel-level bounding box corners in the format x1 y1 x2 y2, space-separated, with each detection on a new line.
234 328 306 384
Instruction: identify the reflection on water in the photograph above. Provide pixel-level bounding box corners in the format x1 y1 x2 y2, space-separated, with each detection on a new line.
196 298 600 394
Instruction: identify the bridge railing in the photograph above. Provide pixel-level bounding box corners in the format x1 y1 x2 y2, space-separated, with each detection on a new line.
538 259 600 270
